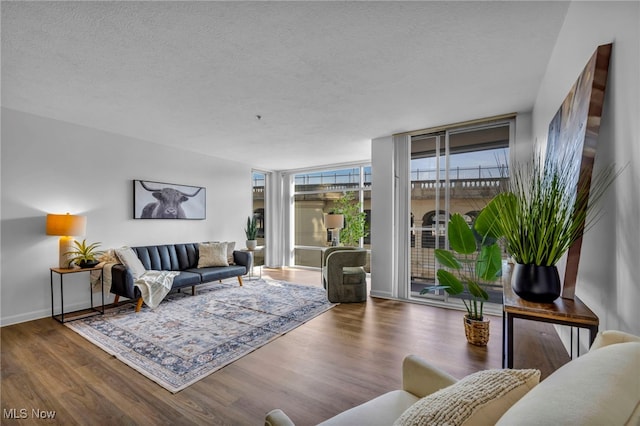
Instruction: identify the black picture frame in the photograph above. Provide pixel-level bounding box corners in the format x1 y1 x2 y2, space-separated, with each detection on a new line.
133 180 206 220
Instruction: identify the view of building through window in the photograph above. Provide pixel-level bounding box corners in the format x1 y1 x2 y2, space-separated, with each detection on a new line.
293 166 371 269
279 120 511 295
410 123 511 305
251 171 266 266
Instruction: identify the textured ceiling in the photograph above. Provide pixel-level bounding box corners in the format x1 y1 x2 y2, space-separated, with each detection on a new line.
1 1 570 170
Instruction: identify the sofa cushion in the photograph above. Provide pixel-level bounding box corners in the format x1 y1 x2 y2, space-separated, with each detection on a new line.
115 247 146 279
343 266 366 284
134 244 198 271
395 369 540 426
497 341 640 426
169 271 202 288
197 242 229 267
186 265 247 282
318 390 419 426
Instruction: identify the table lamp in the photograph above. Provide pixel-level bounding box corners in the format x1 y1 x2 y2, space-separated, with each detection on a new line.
46 213 87 268
325 213 344 246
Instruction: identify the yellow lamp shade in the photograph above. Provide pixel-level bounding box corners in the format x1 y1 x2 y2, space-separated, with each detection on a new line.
46 213 87 267
46 213 86 237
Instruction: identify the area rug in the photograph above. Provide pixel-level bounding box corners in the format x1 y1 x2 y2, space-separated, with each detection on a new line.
66 278 334 393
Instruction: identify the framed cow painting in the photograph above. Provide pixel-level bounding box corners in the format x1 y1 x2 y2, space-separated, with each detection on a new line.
133 180 206 219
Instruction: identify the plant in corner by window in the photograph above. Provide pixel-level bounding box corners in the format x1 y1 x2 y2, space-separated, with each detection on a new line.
244 215 258 240
331 191 369 247
421 213 503 321
65 239 104 268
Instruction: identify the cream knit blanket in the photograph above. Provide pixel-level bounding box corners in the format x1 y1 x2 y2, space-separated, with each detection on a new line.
90 249 179 309
133 270 180 309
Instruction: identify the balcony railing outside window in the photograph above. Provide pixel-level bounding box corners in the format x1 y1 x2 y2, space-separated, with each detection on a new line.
293 165 371 269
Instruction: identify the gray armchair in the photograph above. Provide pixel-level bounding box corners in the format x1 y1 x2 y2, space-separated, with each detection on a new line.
321 247 367 303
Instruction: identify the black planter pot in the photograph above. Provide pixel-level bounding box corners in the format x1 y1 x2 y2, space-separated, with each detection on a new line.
79 260 99 269
511 264 561 303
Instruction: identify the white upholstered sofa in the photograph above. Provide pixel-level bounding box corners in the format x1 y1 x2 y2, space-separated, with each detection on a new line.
265 330 640 425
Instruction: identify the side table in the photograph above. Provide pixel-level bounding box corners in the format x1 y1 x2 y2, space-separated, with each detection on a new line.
239 246 264 279
50 266 104 323
502 263 599 368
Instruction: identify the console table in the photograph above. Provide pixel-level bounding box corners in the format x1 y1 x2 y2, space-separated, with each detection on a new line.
502 263 599 368
50 266 104 323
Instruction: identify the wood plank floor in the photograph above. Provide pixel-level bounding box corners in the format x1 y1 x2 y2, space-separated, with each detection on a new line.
1 268 569 425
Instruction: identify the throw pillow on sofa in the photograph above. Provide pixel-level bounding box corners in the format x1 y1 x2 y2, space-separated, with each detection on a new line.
224 241 236 264
198 242 229 267
210 241 236 264
394 368 540 426
115 247 146 279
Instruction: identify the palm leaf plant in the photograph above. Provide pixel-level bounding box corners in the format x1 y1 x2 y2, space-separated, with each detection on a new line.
421 213 503 321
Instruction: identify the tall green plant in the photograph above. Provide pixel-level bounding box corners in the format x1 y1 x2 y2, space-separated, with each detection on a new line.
244 215 258 240
475 151 618 266
331 192 369 247
421 213 502 320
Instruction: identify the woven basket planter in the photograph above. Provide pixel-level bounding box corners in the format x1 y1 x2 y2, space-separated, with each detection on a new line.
464 315 490 346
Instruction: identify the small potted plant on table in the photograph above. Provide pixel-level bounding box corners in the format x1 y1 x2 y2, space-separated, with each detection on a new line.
245 216 258 250
65 239 103 268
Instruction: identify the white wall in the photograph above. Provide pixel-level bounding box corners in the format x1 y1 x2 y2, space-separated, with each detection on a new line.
1 108 252 325
531 1 640 337
513 112 533 165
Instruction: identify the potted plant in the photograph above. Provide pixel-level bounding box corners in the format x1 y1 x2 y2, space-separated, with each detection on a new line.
244 215 258 250
65 239 104 268
331 192 369 247
421 213 502 346
475 152 617 302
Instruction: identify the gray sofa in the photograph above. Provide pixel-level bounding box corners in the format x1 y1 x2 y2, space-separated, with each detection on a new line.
110 242 250 311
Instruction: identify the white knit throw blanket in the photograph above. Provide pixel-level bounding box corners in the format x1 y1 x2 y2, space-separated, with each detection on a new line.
90 249 120 294
89 249 179 309
91 262 117 294
134 270 180 309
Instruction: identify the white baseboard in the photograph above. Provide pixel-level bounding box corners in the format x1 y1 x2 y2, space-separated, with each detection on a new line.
1 296 116 327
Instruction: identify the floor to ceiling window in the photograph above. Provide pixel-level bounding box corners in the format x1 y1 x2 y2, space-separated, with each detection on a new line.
410 122 511 307
292 165 371 270
252 171 267 267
